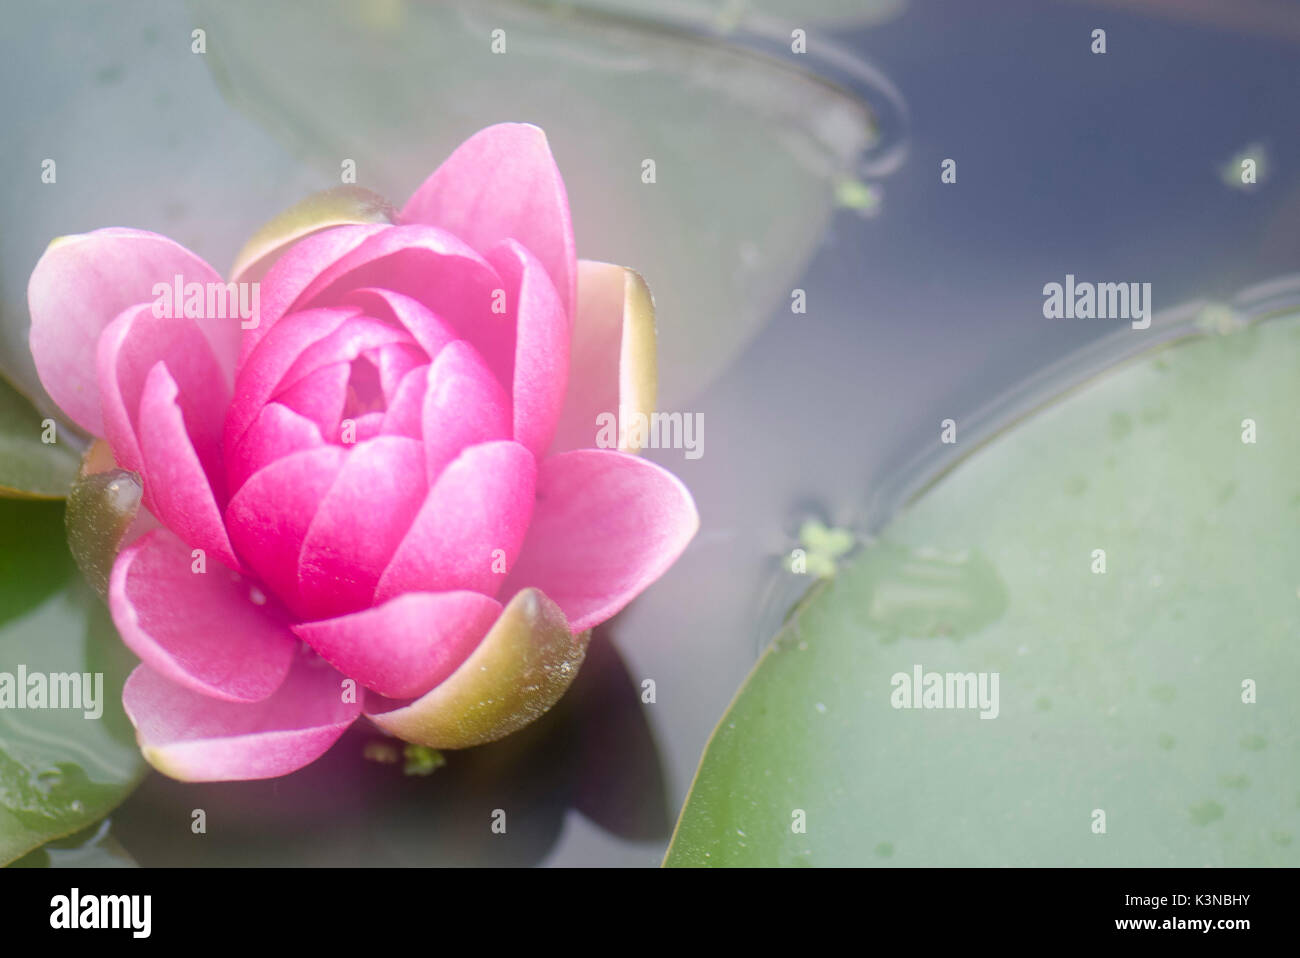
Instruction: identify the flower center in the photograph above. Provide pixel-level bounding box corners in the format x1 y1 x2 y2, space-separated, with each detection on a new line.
342 356 386 420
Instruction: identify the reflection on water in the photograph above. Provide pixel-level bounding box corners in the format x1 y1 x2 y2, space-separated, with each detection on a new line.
110 629 670 866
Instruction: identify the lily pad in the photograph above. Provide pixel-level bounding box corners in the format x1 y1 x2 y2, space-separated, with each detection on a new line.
666 311 1300 866
0 374 80 499
8 818 137 868
0 498 145 866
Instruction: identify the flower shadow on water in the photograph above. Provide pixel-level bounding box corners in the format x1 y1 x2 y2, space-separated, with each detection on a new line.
108 627 669 865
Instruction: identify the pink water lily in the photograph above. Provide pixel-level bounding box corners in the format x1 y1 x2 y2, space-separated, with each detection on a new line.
28 124 698 782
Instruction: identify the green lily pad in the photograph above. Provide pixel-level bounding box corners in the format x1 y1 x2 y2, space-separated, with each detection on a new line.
0 374 80 499
666 311 1300 866
8 818 137 868
0 498 145 866
194 0 888 407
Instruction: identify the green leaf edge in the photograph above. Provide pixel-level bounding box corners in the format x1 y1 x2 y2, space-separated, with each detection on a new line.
662 301 1300 867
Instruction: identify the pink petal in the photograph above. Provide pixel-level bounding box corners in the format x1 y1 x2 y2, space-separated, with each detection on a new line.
296 436 427 619
401 123 576 320
228 185 398 287
375 440 536 603
370 342 425 400
273 362 350 442
485 240 569 459
293 591 501 699
342 287 458 360
421 341 512 483
350 411 385 442
224 446 346 617
380 363 428 438
123 653 360 782
294 225 513 386
503 450 699 631
225 305 361 456
29 229 234 434
109 528 297 703
96 302 230 480
136 363 240 570
275 315 415 397
239 224 387 364
226 402 324 493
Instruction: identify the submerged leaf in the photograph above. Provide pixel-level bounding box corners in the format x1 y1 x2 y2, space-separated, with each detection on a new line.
195 0 892 406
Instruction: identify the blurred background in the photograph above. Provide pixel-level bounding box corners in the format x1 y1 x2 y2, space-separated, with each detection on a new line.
1 0 1297 865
